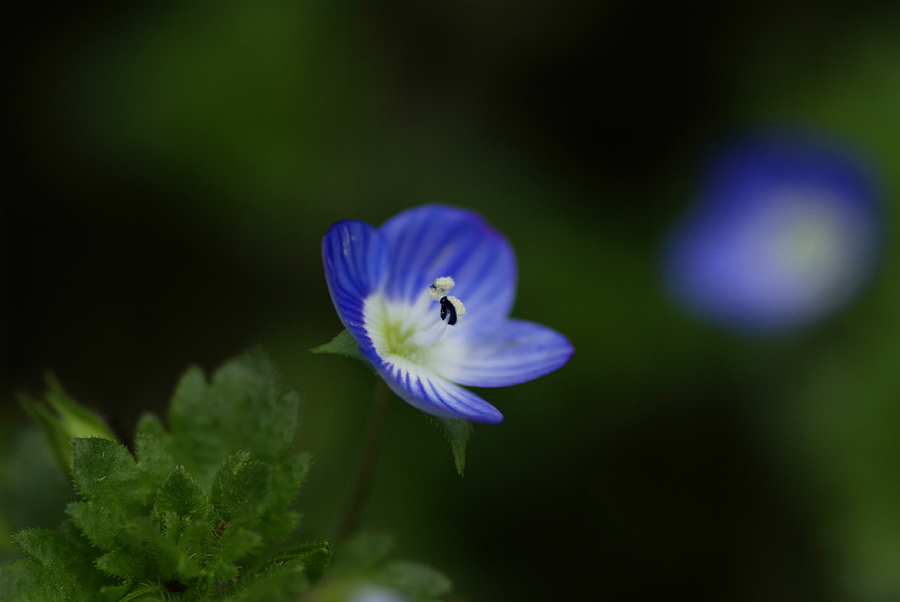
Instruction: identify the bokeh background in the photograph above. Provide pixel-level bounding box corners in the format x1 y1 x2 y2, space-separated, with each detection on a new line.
4 3 900 600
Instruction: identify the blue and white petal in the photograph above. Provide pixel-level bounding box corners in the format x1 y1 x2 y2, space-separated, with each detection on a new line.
431 319 574 387
378 358 504 424
380 205 517 326
322 219 390 359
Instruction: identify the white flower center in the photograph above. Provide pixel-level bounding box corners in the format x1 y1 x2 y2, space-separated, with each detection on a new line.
364 277 466 364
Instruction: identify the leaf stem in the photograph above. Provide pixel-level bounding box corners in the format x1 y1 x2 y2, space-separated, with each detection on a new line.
335 378 390 544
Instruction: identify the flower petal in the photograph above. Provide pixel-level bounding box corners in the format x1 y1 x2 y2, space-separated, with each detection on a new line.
322 220 389 358
380 205 516 324
431 319 573 387
378 357 504 424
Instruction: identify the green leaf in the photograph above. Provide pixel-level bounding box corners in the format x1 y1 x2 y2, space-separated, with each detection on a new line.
219 558 310 602
210 452 268 523
311 329 372 366
436 417 473 476
277 541 331 583
259 452 311 514
96 548 150 580
152 469 208 524
99 583 132 602
168 349 301 489
330 533 395 577
374 561 453 599
3 528 107 601
216 526 263 565
134 428 172 483
135 412 167 442
68 437 155 550
115 583 161 602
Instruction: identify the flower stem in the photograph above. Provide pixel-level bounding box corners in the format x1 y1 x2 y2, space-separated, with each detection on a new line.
335 378 390 544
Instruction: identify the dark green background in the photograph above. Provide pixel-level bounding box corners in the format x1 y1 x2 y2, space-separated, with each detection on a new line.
4 3 900 600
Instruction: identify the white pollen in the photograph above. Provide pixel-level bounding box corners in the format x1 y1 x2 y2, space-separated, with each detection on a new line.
445 295 466 323
428 276 456 300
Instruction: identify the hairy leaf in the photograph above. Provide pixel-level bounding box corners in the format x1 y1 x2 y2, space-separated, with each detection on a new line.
68 437 155 550
168 349 301 489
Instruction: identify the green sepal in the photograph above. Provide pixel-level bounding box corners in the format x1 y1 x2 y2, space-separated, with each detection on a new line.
311 329 372 367
435 417 473 476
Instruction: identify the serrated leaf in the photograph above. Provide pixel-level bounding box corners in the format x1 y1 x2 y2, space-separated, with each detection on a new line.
277 541 331 583
5 528 107 601
260 452 311 514
135 412 167 441
68 438 155 550
251 511 301 549
217 526 263 564
374 561 453 599
134 429 172 489
168 349 301 489
153 470 208 524
219 557 310 602
0 561 37 602
99 583 132 602
330 533 395 577
210 452 268 523
436 417 473 476
116 583 161 602
311 329 371 366
129 520 202 581
96 548 150 580
216 451 310 549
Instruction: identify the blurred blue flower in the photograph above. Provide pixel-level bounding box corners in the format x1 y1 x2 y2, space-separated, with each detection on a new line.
322 205 573 423
663 133 885 333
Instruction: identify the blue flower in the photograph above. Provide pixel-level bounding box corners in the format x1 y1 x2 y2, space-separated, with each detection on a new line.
662 132 885 333
322 205 573 423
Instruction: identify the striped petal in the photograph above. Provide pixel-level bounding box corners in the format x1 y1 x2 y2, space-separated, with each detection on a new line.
322 220 389 359
380 205 516 326
431 319 573 387
378 357 504 424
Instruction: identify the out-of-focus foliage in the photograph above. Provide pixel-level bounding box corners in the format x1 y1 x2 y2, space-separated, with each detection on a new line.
0 351 450 601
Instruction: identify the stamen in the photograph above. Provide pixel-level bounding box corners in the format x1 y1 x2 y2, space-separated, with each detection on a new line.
409 281 466 347
428 276 455 300
440 295 466 325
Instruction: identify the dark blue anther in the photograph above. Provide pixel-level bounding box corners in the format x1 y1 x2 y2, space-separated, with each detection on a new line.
439 296 458 325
